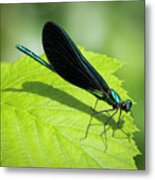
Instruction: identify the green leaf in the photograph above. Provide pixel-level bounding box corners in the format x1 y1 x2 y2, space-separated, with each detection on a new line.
1 47 140 169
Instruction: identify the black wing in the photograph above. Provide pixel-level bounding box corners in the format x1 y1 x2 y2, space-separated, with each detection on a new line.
42 21 110 96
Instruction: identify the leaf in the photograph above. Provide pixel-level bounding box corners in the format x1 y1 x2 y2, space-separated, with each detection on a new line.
1 47 140 169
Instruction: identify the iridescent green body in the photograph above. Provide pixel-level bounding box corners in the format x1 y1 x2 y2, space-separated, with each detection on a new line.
16 21 133 152
16 21 132 116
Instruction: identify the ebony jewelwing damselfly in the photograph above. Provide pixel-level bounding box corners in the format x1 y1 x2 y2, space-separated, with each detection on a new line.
16 21 132 151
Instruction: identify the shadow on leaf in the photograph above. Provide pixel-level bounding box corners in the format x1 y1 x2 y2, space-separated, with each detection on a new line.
3 81 128 138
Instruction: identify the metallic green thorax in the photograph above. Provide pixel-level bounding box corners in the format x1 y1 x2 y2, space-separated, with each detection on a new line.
88 88 132 112
106 89 121 106
88 89 121 106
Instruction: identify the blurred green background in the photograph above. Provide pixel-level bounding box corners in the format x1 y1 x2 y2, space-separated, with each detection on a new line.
0 1 144 169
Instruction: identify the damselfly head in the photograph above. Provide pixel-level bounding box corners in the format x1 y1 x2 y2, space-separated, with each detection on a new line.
121 100 132 112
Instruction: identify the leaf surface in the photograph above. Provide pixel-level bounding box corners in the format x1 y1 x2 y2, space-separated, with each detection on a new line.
1 47 140 169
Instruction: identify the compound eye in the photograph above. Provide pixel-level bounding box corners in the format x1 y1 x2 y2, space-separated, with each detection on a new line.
121 102 127 110
121 100 132 112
